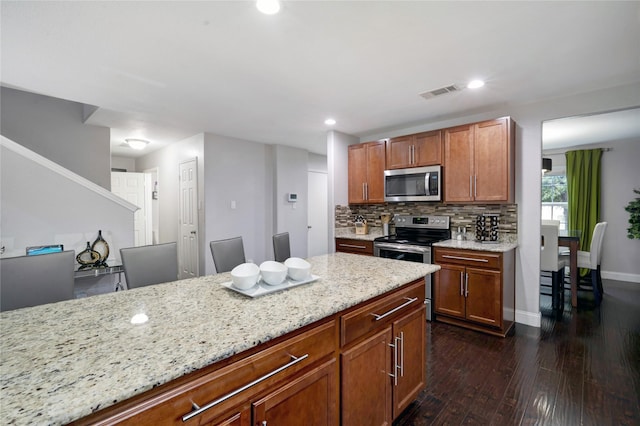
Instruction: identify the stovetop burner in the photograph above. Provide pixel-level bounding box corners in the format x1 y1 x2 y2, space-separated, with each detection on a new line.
374 215 451 247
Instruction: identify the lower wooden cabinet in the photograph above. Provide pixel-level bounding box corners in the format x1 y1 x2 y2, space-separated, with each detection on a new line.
335 238 374 256
434 247 515 337
341 280 426 425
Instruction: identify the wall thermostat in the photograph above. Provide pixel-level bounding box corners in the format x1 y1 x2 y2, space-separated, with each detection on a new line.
288 193 298 202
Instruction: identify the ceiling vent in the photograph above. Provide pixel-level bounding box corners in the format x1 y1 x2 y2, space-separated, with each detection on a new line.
419 84 462 100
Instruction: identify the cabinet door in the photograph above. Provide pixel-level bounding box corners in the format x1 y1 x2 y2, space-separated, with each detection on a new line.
443 124 474 203
348 144 368 204
465 266 502 327
386 136 414 169
201 406 251 426
253 359 338 426
434 264 466 319
341 328 393 426
413 130 442 166
474 118 510 202
365 141 386 203
392 307 426 419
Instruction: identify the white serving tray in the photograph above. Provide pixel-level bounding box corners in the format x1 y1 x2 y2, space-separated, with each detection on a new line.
221 274 320 298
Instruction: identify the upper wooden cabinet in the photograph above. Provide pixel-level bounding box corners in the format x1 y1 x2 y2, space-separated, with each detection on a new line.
443 117 515 203
386 130 442 169
348 141 385 204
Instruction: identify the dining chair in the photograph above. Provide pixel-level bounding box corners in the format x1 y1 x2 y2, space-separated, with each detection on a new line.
0 250 75 312
541 224 568 311
563 221 607 305
120 242 178 289
272 232 291 262
210 237 246 273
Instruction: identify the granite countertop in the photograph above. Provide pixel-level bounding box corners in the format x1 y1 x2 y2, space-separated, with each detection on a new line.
433 239 518 252
334 227 383 241
0 253 438 425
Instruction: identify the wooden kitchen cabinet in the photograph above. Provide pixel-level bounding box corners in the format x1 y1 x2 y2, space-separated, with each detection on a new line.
434 247 515 337
443 117 515 203
341 279 426 424
386 130 442 169
335 238 374 256
348 141 385 204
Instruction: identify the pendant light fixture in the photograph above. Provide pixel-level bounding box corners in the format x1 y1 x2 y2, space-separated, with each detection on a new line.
542 157 552 174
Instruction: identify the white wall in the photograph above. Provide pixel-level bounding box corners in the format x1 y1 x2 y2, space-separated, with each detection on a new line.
0 87 111 189
203 133 274 274
350 81 640 327
308 152 328 173
0 138 134 263
111 156 136 172
327 130 359 252
274 145 309 258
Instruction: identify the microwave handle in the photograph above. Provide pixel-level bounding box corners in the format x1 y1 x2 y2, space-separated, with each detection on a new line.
424 172 430 196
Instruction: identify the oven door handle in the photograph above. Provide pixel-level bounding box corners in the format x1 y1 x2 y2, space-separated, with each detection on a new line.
374 243 431 254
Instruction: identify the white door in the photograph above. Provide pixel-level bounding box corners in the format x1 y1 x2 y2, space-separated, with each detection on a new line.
179 159 199 279
308 171 328 257
111 172 147 246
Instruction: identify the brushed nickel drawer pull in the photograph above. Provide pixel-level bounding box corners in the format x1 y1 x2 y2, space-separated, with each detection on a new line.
441 255 489 263
339 243 367 249
182 353 309 422
371 297 418 321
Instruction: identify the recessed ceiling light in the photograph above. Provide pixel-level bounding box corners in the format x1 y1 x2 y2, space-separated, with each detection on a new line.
324 118 336 126
125 138 150 150
467 80 485 89
256 0 280 15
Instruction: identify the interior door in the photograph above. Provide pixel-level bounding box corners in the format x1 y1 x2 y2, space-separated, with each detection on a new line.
308 171 328 257
111 172 147 246
179 159 199 279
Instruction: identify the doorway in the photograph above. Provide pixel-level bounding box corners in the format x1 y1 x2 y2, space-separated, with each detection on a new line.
179 158 199 279
111 172 148 246
308 171 328 256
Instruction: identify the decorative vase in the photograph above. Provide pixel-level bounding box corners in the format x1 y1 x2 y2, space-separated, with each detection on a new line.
91 230 110 267
76 241 101 270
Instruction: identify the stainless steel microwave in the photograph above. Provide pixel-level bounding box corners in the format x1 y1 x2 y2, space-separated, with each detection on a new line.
384 165 442 202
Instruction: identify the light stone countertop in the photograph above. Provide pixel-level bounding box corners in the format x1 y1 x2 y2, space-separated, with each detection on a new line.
0 253 438 425
433 239 518 252
334 226 384 241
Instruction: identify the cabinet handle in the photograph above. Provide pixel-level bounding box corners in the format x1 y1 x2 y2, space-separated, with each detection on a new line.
469 176 473 198
181 353 309 422
460 272 464 296
409 146 413 165
388 337 399 386
474 175 477 199
362 182 366 200
339 243 367 249
411 145 415 164
399 331 405 378
442 254 489 263
371 297 418 321
465 273 469 297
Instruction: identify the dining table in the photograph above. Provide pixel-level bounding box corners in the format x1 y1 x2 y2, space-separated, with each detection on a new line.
559 230 581 308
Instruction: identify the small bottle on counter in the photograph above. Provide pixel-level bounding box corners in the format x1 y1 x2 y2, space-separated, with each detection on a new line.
457 227 463 240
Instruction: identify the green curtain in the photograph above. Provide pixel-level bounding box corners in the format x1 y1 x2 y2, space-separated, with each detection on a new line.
566 148 602 275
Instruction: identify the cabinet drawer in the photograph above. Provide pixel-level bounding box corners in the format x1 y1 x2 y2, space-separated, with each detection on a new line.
341 280 424 347
434 248 502 270
335 238 374 256
85 320 337 425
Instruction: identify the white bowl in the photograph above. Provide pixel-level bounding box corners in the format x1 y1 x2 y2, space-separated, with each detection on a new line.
230 263 260 289
260 261 288 286
284 257 311 281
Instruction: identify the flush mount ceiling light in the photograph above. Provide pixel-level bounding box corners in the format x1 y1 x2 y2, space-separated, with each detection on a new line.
125 138 150 150
256 0 280 15
467 79 485 89
324 118 336 126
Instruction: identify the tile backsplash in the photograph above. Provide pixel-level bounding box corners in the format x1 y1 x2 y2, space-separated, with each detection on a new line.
336 203 517 238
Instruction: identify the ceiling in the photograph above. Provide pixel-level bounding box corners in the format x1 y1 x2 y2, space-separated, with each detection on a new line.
2 1 640 157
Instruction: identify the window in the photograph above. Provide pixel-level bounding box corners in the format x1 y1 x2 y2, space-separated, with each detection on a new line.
541 174 568 230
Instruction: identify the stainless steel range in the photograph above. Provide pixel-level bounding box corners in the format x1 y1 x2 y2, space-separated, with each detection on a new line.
373 215 451 321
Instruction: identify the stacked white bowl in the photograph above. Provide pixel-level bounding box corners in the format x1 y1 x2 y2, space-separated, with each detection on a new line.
259 261 288 286
230 263 260 289
284 257 311 281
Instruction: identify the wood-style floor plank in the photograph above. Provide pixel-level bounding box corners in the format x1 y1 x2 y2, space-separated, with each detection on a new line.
394 279 640 426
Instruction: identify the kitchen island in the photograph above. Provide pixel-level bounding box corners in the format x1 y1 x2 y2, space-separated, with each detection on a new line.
0 253 438 425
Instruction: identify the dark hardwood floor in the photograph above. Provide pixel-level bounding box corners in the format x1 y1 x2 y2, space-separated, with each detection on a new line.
394 279 640 425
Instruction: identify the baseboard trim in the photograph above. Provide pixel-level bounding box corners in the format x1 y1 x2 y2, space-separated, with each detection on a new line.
602 271 640 283
515 309 541 328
